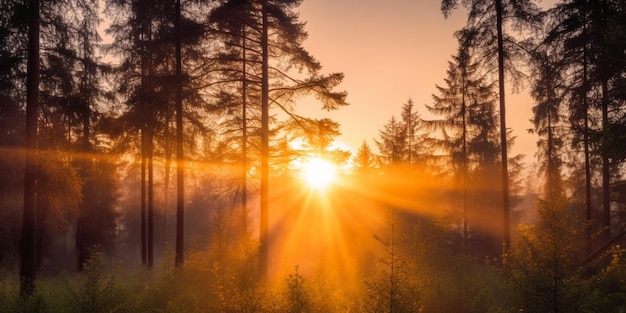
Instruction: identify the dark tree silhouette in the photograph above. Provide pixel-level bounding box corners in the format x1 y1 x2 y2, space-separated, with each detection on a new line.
174 0 184 268
529 41 567 202
211 0 347 277
441 0 541 250
427 30 499 249
20 0 40 297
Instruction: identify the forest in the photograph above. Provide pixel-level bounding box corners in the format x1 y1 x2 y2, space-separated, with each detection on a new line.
1 0 626 312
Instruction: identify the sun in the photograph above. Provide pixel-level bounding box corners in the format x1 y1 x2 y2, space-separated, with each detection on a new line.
301 157 337 189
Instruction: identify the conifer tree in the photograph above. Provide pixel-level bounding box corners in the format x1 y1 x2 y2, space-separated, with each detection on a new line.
376 116 406 167
546 0 626 251
210 0 348 277
400 99 428 166
427 31 500 249
529 40 567 202
106 0 204 268
441 0 541 249
353 141 377 175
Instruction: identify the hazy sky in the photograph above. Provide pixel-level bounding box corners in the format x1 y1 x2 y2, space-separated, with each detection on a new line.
295 0 555 168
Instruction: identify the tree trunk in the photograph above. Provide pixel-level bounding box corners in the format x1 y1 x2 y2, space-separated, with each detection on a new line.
582 24 592 254
175 0 185 268
148 126 154 269
259 0 269 278
241 22 248 238
601 79 610 241
141 126 147 266
164 103 171 247
77 22 92 271
20 0 40 297
495 0 510 251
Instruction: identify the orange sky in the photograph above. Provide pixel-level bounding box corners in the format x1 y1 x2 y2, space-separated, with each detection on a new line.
296 0 558 170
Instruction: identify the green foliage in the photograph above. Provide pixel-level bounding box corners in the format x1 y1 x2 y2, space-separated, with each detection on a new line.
206 249 270 312
284 266 309 313
363 214 423 313
65 251 127 313
503 198 591 313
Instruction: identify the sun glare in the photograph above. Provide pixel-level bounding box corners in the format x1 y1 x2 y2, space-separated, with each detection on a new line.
301 157 337 189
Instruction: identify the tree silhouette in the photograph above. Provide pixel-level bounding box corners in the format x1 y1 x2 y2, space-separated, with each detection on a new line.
427 31 499 249
441 0 541 250
529 41 567 202
211 0 347 277
376 116 406 167
546 0 626 254
20 0 40 297
353 141 377 175
107 0 205 268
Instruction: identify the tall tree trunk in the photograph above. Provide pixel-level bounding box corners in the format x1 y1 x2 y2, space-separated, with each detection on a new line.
141 126 147 266
77 105 91 271
147 126 154 269
175 0 185 268
582 20 592 254
77 21 92 271
495 0 510 251
241 23 248 237
259 0 269 278
164 107 171 247
139 13 148 266
547 102 554 197
20 0 40 297
462 96 468 248
601 79 611 241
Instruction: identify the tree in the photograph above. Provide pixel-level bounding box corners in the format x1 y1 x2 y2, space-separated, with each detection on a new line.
353 141 377 175
106 0 205 268
174 0 184 268
209 0 265 242
400 99 427 166
427 31 500 250
211 0 348 277
376 116 407 167
376 100 429 169
504 198 591 313
529 39 568 202
363 211 423 313
545 0 596 253
547 0 626 253
441 0 541 250
20 0 40 297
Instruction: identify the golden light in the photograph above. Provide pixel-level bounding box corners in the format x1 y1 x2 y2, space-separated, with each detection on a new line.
301 157 337 189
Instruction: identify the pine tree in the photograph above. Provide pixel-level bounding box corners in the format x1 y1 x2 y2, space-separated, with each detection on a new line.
211 0 348 277
547 0 626 253
106 0 205 268
400 99 427 166
441 0 542 249
427 32 500 249
364 210 423 313
529 38 567 202
376 116 406 167
353 141 377 175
